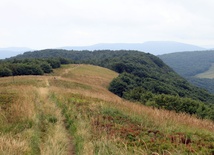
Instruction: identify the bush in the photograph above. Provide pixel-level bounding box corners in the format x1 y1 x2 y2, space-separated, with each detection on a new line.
109 78 128 97
11 64 44 75
47 59 61 69
40 62 53 73
0 67 12 77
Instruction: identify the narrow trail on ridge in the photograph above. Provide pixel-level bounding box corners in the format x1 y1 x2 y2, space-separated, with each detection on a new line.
37 78 75 155
61 64 82 77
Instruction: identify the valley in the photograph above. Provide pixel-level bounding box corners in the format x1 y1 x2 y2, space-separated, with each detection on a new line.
196 63 214 79
159 50 214 94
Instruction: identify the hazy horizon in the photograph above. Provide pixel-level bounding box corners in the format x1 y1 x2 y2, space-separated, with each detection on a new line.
1 0 214 49
0 41 211 59
0 41 213 50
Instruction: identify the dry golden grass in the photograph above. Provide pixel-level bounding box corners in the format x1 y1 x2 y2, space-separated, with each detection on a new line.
9 87 36 120
0 64 213 155
50 64 122 104
0 86 37 154
110 100 214 132
0 134 30 155
54 64 118 88
0 77 71 154
0 86 37 124
50 64 214 154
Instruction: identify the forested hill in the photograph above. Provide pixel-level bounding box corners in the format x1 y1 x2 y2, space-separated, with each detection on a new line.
159 50 214 77
10 49 214 104
159 50 214 93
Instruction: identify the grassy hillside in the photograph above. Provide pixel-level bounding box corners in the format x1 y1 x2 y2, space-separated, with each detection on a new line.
159 50 214 93
0 64 214 154
8 50 214 120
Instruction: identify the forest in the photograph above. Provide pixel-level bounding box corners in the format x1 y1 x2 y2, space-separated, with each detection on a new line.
2 49 214 120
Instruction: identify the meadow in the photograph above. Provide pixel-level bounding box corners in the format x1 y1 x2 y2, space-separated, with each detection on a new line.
0 64 213 154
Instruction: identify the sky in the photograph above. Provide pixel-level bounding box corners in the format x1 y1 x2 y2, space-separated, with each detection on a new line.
1 0 214 49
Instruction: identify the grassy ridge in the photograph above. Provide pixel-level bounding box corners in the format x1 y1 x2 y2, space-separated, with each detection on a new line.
12 49 214 103
0 64 214 154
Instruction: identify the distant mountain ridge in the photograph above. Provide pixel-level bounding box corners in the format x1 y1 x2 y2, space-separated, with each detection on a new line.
0 47 32 59
0 41 207 59
61 41 206 55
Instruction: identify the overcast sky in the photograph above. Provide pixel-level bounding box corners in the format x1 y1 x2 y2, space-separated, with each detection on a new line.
1 0 214 49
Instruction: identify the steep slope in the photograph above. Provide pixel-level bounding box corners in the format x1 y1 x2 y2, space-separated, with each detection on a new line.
0 64 213 154
159 50 214 93
196 63 214 79
159 50 214 77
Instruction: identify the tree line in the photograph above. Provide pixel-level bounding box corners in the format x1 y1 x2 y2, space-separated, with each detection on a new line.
0 57 71 77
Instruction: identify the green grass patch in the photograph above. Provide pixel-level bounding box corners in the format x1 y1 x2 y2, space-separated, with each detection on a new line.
49 79 92 90
196 63 214 79
51 93 84 154
0 120 33 134
0 92 16 105
0 78 45 87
